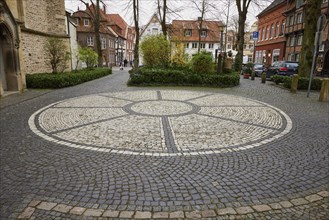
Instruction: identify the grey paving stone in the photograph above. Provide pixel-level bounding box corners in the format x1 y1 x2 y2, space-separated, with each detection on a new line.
279 201 294 208
83 208 104 217
134 211 152 219
69 207 86 215
216 207 237 215
305 194 323 202
119 211 135 218
17 207 35 219
52 204 73 213
252 204 272 212
102 210 119 217
169 211 185 218
28 200 41 207
235 206 254 215
185 210 201 218
37 202 57 211
201 209 216 217
290 198 309 206
153 211 169 218
317 191 329 197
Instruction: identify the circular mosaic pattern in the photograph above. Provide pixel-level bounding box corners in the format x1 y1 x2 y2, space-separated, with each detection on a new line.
29 90 292 156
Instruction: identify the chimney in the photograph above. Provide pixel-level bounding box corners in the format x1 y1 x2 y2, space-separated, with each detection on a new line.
103 4 106 14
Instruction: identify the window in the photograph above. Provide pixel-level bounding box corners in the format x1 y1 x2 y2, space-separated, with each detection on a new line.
84 19 89 26
276 22 280 37
249 44 253 49
192 42 198 48
271 24 274 38
227 44 232 49
289 15 294 26
287 54 292 61
295 53 300 62
262 28 265 41
244 44 247 49
101 37 106 49
209 43 214 49
227 36 232 41
281 20 286 35
248 55 252 62
319 43 325 51
297 34 303 45
185 29 192 37
200 43 206 49
185 43 189 48
266 26 270 39
296 0 303 8
74 18 78 25
296 13 303 24
201 30 207 37
152 28 158 35
250 34 253 40
272 49 280 62
290 35 295 46
87 36 94 46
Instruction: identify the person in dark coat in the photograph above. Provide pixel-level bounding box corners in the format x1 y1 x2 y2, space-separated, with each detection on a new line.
124 59 128 67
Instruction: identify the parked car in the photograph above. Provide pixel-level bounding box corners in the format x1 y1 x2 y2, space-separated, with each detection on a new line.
263 61 299 78
252 63 264 77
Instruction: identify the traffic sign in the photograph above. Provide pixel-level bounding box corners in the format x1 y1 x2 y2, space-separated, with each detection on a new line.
252 31 259 41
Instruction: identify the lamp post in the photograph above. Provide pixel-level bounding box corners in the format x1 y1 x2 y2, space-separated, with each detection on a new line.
217 25 224 74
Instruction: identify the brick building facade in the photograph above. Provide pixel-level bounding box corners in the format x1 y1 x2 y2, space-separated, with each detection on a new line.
255 0 286 66
1 0 70 96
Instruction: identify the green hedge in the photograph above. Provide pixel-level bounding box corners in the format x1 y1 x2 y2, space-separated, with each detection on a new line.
128 67 240 87
26 68 112 89
270 75 322 90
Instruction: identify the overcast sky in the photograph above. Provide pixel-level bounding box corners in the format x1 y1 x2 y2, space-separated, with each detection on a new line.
65 0 270 29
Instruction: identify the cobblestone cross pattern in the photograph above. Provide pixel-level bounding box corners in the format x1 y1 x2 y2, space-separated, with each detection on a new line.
29 90 292 157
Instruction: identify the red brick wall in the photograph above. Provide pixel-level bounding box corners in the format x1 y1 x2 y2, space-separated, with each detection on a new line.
255 2 286 65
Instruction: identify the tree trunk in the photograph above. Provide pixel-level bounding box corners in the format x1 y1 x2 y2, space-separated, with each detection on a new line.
299 0 321 77
133 0 140 70
95 0 103 67
158 0 167 37
235 12 246 71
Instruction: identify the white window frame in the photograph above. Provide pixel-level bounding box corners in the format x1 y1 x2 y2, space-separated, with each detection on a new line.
200 43 206 49
290 35 295 46
185 29 192 37
276 22 280 37
272 49 280 62
201 30 207 37
152 28 158 35
296 13 303 24
101 37 106 49
84 19 90 26
87 36 94 46
185 43 189 48
192 42 198 48
297 34 303 45
208 43 214 49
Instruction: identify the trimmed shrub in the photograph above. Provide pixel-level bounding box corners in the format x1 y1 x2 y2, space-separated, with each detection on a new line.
190 51 213 74
26 68 112 89
140 35 171 67
282 76 322 90
128 67 239 87
271 75 288 85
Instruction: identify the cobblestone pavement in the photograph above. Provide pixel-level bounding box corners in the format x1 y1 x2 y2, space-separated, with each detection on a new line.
1 67 328 219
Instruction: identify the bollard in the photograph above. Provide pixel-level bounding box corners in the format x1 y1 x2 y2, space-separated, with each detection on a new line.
261 72 266 83
319 78 329 102
291 74 299 94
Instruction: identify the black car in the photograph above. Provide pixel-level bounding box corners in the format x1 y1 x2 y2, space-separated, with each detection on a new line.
252 63 264 77
263 61 299 78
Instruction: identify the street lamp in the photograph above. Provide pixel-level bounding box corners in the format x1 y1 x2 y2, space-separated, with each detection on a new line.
217 25 224 74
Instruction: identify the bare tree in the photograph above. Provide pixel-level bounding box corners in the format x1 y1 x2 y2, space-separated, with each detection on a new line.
79 0 104 67
156 0 168 37
133 0 140 70
191 0 217 53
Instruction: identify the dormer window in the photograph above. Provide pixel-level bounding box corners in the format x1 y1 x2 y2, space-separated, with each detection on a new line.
184 29 192 37
84 19 90 26
201 30 207 37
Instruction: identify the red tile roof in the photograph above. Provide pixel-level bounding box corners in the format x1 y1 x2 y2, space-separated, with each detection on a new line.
169 20 225 42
